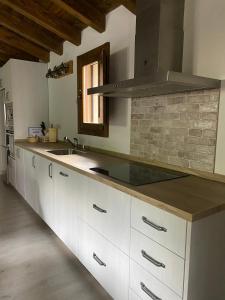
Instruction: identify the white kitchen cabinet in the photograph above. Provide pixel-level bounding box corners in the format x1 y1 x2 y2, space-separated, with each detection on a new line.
81 178 131 255
53 164 84 256
8 156 16 187
17 147 225 300
129 289 141 300
79 221 129 300
131 196 187 258
36 155 54 229
130 260 181 300
130 228 185 296
24 150 39 213
15 146 25 198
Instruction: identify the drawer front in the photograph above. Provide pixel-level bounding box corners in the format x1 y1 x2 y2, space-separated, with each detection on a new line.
131 197 187 257
81 178 131 255
129 289 141 300
130 260 182 300
130 229 184 296
79 221 129 300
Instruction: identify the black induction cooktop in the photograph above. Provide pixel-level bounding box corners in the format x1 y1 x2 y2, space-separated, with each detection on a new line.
90 162 189 186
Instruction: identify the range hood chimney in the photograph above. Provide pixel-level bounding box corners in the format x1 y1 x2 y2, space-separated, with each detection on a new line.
88 0 221 98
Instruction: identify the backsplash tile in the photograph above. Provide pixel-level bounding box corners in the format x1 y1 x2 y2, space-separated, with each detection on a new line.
130 89 220 172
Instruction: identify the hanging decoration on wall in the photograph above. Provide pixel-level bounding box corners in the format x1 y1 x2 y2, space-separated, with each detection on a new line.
46 60 73 79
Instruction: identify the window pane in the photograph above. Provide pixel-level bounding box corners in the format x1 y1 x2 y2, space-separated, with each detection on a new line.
82 61 103 124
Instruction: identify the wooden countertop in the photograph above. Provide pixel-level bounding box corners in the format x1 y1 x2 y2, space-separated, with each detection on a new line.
15 141 225 222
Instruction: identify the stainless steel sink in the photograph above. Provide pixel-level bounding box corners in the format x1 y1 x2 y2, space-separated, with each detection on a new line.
47 148 86 155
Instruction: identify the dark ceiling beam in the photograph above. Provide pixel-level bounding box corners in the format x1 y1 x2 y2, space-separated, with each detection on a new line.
122 0 136 14
0 4 63 55
0 41 38 61
0 60 6 67
0 51 9 61
53 0 105 33
0 0 81 46
0 27 49 62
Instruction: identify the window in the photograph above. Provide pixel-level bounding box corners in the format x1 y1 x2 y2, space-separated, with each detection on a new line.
77 43 110 137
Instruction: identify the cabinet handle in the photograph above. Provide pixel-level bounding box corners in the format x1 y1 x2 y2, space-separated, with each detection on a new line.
142 216 167 232
49 163 53 178
140 282 162 300
93 204 107 213
93 253 106 267
59 171 69 177
32 156 35 168
141 250 165 268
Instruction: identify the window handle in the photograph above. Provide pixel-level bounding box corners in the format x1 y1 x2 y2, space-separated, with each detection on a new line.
93 204 107 213
141 250 165 268
93 253 106 267
142 216 167 232
140 282 162 300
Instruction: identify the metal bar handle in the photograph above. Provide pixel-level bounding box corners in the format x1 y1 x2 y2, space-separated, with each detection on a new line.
49 163 53 178
141 250 165 268
140 282 162 300
93 253 106 267
142 216 167 232
59 171 69 177
93 204 107 213
32 156 35 168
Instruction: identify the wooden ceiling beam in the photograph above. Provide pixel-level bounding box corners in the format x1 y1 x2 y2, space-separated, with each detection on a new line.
0 27 49 62
0 51 9 61
53 0 105 33
0 0 81 46
0 60 6 67
0 4 63 55
122 0 136 14
0 41 39 61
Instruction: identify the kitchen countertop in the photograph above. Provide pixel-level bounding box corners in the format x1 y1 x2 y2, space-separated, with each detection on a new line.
15 141 225 222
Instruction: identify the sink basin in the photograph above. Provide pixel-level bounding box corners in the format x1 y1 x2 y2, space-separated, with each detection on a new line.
47 148 86 155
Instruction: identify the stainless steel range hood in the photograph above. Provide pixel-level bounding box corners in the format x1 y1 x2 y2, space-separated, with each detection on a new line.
88 0 221 98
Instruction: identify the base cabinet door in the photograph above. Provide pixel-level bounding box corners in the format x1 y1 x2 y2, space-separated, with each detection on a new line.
36 156 54 228
15 146 25 198
24 150 39 212
53 164 81 256
81 178 131 255
8 156 16 187
129 290 141 300
79 221 129 300
130 260 181 300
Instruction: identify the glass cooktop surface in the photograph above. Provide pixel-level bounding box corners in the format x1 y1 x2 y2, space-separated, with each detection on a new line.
90 162 189 186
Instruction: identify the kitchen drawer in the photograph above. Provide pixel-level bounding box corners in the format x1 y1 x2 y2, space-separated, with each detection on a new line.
129 289 141 300
130 229 185 296
81 178 131 255
131 197 187 257
130 260 182 300
79 221 129 300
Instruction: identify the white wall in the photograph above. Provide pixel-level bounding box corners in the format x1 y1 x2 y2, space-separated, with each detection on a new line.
10 60 49 139
48 2 225 155
183 0 225 79
49 6 136 154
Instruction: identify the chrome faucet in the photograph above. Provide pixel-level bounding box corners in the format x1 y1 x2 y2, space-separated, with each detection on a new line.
64 136 78 148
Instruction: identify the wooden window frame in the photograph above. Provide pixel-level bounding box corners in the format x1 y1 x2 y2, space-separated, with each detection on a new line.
77 42 110 137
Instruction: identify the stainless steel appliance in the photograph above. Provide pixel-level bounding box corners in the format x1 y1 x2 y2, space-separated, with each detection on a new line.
2 98 15 184
4 101 14 131
88 0 221 98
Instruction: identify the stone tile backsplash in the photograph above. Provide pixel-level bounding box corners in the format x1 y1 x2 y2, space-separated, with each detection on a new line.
130 89 220 172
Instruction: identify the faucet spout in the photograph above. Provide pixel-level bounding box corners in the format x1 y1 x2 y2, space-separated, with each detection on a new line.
64 136 77 148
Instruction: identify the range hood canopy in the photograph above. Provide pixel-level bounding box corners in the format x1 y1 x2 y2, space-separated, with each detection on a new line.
88 0 221 98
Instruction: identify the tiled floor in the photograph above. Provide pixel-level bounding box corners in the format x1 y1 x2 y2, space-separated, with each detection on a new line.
0 180 111 300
